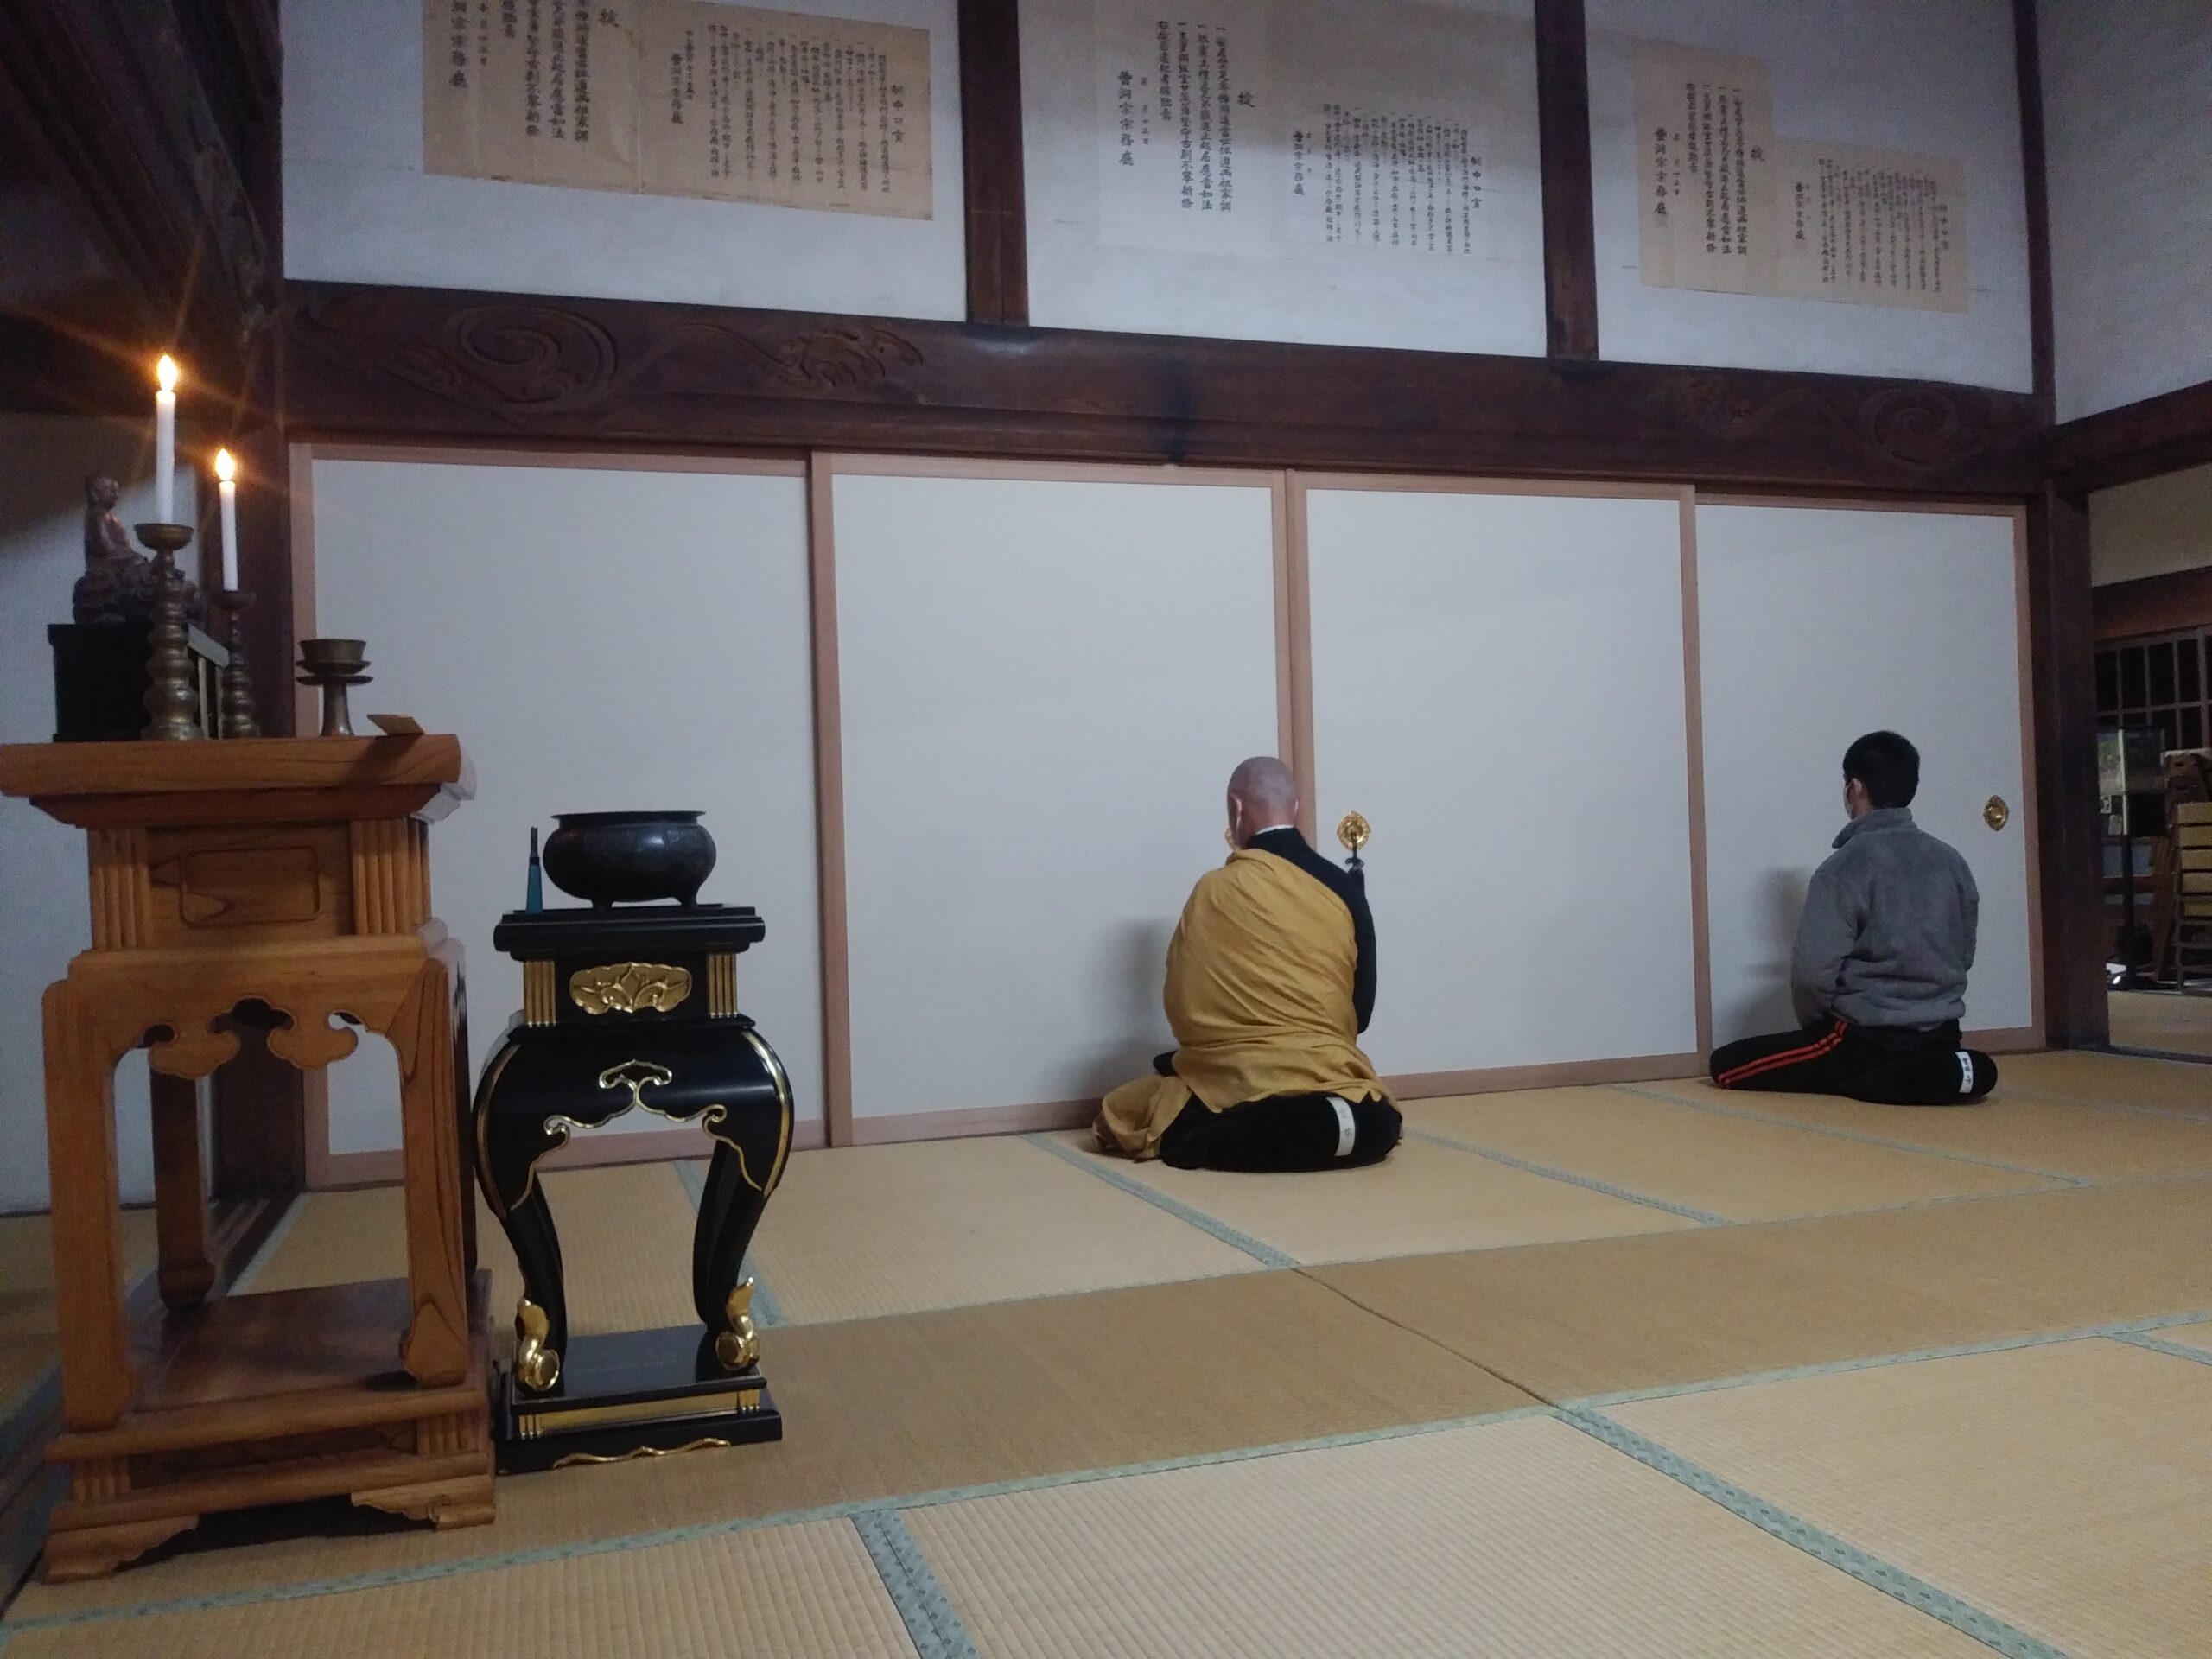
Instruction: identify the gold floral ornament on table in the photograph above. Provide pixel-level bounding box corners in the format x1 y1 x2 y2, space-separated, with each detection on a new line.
569 961 692 1015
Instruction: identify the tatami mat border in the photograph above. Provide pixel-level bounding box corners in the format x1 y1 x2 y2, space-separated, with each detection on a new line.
673 1159 785 1326
2103 1044 2212 1068
16 1300 2210 1641
1563 1306 2212 1409
2115 1330 2212 1367
0 1405 1548 1637
1607 1084 2095 1183
853 1511 980 1659
0 1376 58 1482
1563 1410 2063 1659
1403 1128 1730 1224
221 1195 306 1298
1021 1133 1295 1268
0 1262 164 1489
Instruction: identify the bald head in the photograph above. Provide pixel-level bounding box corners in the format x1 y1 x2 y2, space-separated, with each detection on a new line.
1226 756 1299 848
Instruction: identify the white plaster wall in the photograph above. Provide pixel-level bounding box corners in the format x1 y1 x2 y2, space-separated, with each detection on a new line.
308 456 824 1157
2089 463 2212 588
0 416 200 1212
1586 0 2032 389
2042 0 2212 421
283 0 967 319
1020 0 1547 354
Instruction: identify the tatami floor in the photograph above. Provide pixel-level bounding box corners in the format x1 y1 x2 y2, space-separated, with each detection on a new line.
4 1049 2211 1656
2108 987 2212 1058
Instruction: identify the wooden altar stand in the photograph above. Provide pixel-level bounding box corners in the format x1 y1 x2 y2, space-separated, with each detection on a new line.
0 736 495 1580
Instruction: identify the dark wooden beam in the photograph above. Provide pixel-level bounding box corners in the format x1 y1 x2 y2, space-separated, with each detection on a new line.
2025 482 2108 1047
2094 564 2212 644
0 315 153 416
283 280 2044 495
2011 0 2055 418
1534 0 1599 360
2044 378 2212 497
0 0 276 410
958 0 1029 325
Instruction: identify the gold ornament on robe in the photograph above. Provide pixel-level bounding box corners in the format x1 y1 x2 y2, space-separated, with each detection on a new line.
1336 810 1370 871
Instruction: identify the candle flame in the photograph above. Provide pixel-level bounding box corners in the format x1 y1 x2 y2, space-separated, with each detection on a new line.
156 354 180 393
214 448 237 482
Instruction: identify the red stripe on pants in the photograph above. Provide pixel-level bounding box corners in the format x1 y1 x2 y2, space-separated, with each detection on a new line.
1716 1020 1848 1089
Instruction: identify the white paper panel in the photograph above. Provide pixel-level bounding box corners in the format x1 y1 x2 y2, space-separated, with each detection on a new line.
1020 0 1546 354
284 0 966 320
0 417 192 1211
1586 0 2031 389
1696 503 2032 1041
2043 0 2212 421
1306 486 1700 1074
311 458 823 1154
835 470 1279 1117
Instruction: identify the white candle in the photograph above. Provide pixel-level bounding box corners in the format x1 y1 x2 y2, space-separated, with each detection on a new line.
154 355 179 523
214 448 238 589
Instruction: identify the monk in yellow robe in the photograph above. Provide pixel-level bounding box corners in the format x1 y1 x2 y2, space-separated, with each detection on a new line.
1096 758 1401 1171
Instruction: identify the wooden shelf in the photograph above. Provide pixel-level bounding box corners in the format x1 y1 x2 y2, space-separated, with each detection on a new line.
0 734 472 829
41 1275 494 1582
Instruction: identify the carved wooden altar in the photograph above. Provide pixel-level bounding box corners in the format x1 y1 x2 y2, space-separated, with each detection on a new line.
0 736 494 1580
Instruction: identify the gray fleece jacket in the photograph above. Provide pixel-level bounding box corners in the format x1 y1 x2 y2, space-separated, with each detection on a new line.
1790 808 1978 1030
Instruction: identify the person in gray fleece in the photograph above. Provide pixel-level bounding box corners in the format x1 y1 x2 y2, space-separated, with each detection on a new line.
1708 730 1998 1105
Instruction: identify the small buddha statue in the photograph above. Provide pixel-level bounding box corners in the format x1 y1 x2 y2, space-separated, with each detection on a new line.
72 474 200 626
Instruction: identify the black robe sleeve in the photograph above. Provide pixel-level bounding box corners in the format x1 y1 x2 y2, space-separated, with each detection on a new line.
1247 828 1378 1035
1345 867 1377 1035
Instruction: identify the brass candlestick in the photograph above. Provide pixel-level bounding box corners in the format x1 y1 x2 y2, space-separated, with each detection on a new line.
212 590 261 737
135 522 201 741
297 637 370 737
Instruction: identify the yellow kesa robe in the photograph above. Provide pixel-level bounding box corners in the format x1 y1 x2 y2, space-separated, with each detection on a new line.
1095 847 1384 1160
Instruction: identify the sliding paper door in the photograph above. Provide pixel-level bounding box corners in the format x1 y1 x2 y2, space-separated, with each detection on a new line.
1696 503 2035 1043
831 464 1281 1129
1304 482 1702 1084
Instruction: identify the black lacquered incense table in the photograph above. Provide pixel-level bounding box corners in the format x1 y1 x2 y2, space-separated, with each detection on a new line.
472 902 791 1471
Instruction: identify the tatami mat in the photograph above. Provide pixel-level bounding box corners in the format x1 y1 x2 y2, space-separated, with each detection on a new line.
8 1269 1525 1621
906 1412 1992 1658
2109 989 2212 1058
1 1519 918 1659
1608 1338 2212 1657
1997 1048 2212 1115
2153 1319 2212 1355
1630 1076 2212 1183
240 1164 702 1338
747 1137 1259 1323
1412 1085 2064 1218
1054 1128 1701 1265
0 1209 157 1412
1314 1177 2212 1402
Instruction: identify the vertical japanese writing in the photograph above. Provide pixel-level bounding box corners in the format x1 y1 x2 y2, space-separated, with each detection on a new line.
524 0 543 135
1311 101 1477 253
549 1 566 137
448 0 469 88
